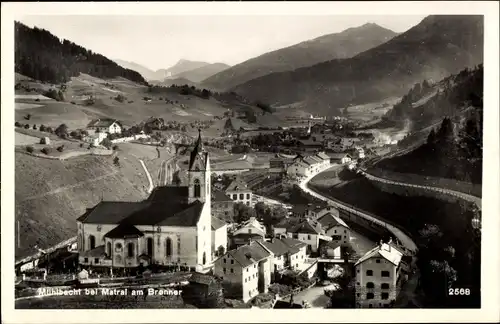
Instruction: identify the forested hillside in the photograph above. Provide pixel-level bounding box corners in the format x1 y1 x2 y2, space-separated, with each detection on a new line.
15 22 147 84
378 65 483 184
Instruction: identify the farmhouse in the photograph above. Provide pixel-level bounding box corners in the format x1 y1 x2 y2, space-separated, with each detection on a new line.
317 212 351 246
258 237 308 273
76 131 217 273
87 118 122 135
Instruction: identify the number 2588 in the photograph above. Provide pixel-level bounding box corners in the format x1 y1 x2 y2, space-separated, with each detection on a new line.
449 288 470 296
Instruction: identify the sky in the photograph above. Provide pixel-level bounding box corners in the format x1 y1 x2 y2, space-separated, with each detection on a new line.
18 15 426 71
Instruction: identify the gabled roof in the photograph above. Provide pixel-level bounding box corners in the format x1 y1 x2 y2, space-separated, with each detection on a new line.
104 223 144 239
355 243 403 267
317 213 349 230
212 190 232 202
147 186 189 204
280 237 308 250
226 241 271 268
288 219 323 235
226 179 250 192
258 238 300 256
316 152 330 160
211 216 227 230
327 153 352 159
87 118 120 128
76 201 149 224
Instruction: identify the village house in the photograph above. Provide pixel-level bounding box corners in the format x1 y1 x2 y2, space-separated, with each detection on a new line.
286 152 330 179
340 137 361 149
76 131 214 274
256 237 308 275
269 154 295 174
233 217 266 237
213 241 273 302
317 212 351 246
87 118 122 135
211 191 234 222
354 240 405 308
276 219 331 254
225 178 253 206
328 153 352 165
212 216 228 258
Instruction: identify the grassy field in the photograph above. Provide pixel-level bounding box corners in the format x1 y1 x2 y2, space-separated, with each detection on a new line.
15 141 173 259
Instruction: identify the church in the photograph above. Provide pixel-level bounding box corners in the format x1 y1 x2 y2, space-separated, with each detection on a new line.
76 131 213 273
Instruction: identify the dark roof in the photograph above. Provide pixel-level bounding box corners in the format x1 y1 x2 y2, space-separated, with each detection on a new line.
104 223 144 239
328 153 352 159
212 190 232 202
288 220 323 234
259 238 299 256
147 186 189 204
226 179 250 191
231 233 265 241
227 241 271 268
317 213 349 230
211 216 227 230
280 237 308 249
122 200 204 227
87 118 120 128
76 201 149 224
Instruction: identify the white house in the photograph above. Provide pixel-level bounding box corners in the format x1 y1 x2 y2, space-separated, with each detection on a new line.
354 240 405 308
257 237 308 274
233 217 266 237
285 219 329 254
317 212 351 246
212 216 228 258
213 241 273 302
87 118 122 135
225 179 253 207
77 131 212 273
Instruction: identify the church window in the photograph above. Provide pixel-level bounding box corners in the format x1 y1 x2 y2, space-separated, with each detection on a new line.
107 242 111 256
177 236 181 255
115 243 122 251
127 243 135 258
166 238 173 257
157 226 161 233
88 235 96 250
194 179 201 198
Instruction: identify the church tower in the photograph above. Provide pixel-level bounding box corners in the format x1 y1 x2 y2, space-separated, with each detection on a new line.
187 129 211 204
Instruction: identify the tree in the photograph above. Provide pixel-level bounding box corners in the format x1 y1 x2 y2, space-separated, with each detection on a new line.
233 202 256 224
217 245 225 257
113 156 120 167
26 146 34 153
55 124 69 138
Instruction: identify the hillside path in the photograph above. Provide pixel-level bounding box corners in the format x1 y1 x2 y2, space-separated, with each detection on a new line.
18 171 119 202
139 159 154 194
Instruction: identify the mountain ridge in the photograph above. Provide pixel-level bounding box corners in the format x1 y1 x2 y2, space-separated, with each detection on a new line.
201 22 399 91
230 15 483 115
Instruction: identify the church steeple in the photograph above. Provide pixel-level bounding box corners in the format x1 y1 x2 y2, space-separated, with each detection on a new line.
187 130 210 204
189 129 204 171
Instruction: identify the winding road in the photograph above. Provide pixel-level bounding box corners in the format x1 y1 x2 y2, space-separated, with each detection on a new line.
298 172 418 254
139 159 154 194
358 168 482 209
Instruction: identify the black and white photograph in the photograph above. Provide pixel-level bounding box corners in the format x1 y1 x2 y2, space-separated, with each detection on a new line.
2 1 499 323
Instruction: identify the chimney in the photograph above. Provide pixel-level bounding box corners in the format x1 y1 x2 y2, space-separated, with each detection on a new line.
388 237 393 245
379 239 383 248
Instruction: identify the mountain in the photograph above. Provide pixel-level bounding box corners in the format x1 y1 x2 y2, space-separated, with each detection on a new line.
231 15 483 115
114 59 158 81
201 23 398 91
157 59 211 79
159 77 198 88
171 63 230 83
15 22 147 85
